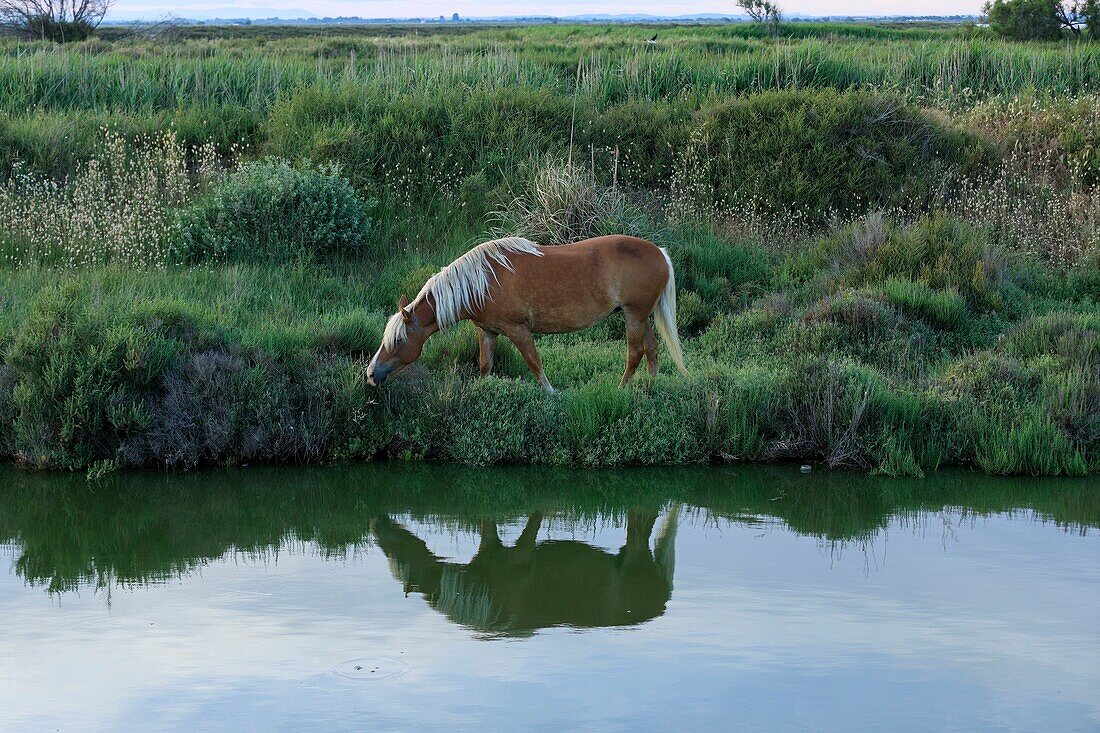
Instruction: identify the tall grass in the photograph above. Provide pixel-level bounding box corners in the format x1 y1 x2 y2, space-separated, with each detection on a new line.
0 30 1100 118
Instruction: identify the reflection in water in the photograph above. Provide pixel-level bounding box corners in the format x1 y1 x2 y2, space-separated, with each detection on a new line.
0 463 1097 604
1 463 1098 732
374 511 677 635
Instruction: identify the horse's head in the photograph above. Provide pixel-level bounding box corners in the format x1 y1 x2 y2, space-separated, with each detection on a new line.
367 295 435 386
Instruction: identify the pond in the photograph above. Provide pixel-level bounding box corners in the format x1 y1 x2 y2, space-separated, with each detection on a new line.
1 464 1098 732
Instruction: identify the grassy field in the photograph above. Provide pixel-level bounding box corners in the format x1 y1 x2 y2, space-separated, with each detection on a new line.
0 22 1097 476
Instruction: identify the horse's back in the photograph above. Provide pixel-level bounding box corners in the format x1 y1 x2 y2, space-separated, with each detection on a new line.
525 235 669 296
482 235 670 333
544 235 666 269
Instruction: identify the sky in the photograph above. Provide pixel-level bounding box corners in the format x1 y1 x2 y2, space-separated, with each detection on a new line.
107 1 984 21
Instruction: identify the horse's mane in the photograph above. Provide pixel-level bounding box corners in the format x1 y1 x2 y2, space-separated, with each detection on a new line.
381 236 542 350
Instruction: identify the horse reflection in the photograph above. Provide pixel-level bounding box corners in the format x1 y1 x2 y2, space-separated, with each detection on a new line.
371 510 678 636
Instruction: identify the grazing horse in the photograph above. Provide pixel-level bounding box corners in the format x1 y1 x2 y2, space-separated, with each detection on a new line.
371 510 679 636
366 235 687 392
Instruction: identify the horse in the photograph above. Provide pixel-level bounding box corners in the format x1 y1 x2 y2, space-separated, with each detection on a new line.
371 509 679 636
366 234 687 392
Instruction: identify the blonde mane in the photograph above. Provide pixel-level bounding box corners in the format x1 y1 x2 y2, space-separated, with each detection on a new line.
381 237 543 350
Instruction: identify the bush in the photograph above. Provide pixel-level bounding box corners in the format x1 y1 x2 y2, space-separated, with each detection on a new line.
265 84 580 197
591 379 712 464
4 285 175 469
677 90 987 221
0 364 15 458
974 409 1088 476
0 129 223 268
938 350 1034 403
799 215 1012 312
877 278 967 330
666 225 771 306
490 157 649 244
173 158 374 263
1003 312 1099 361
0 107 259 181
445 377 559 464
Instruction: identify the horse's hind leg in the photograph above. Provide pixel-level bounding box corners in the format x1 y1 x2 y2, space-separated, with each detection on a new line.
620 309 648 387
476 327 497 377
643 321 659 376
502 324 555 393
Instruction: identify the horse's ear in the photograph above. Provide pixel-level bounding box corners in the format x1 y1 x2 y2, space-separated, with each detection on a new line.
398 295 411 322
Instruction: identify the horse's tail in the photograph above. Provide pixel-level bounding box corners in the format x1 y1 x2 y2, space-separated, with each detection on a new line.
655 248 688 376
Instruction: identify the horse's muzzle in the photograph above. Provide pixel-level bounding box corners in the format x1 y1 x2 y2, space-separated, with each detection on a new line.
367 364 389 387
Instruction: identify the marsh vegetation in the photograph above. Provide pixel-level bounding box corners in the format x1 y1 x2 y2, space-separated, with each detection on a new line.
0 23 1096 475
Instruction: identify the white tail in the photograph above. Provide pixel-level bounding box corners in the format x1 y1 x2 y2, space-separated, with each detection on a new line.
654 248 688 376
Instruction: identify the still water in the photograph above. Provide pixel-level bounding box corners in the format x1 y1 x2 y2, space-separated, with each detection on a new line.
1 464 1098 732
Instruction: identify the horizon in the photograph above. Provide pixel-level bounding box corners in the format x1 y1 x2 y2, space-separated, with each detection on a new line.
106 1 984 22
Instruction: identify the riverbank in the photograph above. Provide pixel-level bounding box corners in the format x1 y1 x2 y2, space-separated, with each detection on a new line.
2 211 1095 477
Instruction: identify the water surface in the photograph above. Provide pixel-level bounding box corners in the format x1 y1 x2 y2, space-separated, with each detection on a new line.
1 464 1098 732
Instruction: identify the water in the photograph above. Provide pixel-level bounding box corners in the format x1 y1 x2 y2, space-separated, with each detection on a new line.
1 463 1098 732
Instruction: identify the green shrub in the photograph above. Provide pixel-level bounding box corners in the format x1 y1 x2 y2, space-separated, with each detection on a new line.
316 309 386 356
5 285 176 469
798 215 1012 312
802 291 900 341
265 83 580 196
716 368 782 461
677 290 713 335
1042 366 1100 462
867 385 949 476
446 377 559 464
974 409 1088 476
0 107 260 180
173 158 374 263
594 100 690 190
667 226 771 305
561 379 635 461
680 90 987 220
771 358 883 468
878 278 967 330
1003 312 1099 361
573 378 712 465
858 216 1010 310
0 364 15 458
938 350 1034 403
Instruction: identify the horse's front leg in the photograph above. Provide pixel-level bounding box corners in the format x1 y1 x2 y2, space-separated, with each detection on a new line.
501 324 555 393
476 326 498 377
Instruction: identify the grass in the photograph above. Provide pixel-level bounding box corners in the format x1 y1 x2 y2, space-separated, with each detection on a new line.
0 23 1097 476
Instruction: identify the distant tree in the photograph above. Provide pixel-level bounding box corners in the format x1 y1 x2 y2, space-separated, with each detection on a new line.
1061 0 1100 36
983 0 1100 40
451 12 460 21
1081 0 1100 36
737 0 782 34
0 0 111 41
